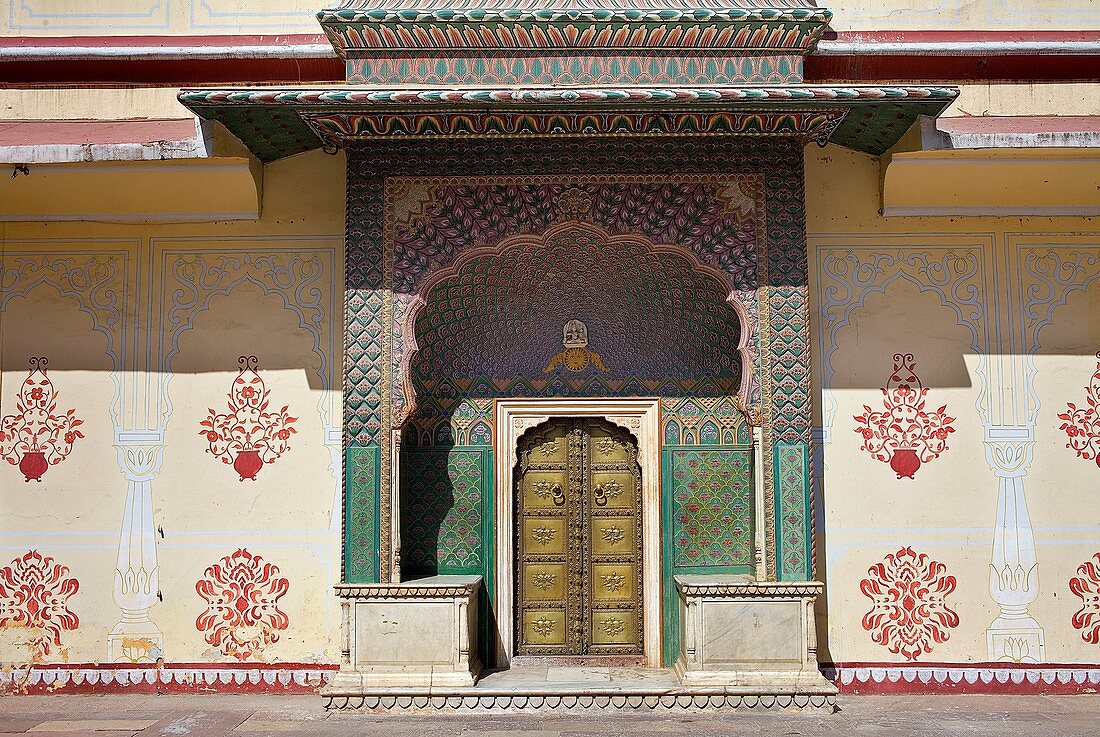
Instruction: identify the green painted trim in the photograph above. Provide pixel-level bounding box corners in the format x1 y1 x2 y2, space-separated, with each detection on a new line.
345 444 381 584
772 441 811 582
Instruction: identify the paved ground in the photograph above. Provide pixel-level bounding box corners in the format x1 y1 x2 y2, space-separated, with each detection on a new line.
1 695 1099 736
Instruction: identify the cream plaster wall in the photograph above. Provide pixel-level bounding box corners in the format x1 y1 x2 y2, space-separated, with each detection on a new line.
808 144 1100 666
0 150 345 667
1 0 1096 35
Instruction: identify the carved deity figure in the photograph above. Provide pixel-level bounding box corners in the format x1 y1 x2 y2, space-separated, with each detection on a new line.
544 320 609 374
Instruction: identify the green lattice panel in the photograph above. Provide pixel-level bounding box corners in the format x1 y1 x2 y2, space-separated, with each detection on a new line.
401 446 492 573
774 441 811 581
668 447 754 568
345 445 380 583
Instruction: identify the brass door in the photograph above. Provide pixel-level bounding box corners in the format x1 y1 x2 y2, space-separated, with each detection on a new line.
515 418 643 656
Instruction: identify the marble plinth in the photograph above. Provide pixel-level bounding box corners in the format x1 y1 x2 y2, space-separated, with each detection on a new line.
673 575 837 696
321 575 482 695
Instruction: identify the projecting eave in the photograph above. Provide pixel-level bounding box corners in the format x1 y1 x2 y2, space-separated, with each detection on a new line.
177 84 959 163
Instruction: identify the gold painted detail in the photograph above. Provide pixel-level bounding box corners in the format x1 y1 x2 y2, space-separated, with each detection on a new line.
599 618 626 637
600 525 626 544
531 617 556 637
531 480 565 506
593 479 624 507
595 437 621 455
601 573 626 592
532 572 556 590
535 440 558 457
531 526 556 545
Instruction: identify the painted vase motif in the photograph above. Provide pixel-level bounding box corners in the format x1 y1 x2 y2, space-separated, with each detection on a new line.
200 355 297 482
1058 352 1100 468
0 357 85 482
854 353 956 480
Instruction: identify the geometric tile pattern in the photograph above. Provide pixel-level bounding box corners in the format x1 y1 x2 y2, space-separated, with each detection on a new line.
345 446 379 583
401 448 488 572
669 448 754 568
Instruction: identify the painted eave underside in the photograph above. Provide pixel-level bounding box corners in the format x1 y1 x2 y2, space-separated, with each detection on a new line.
177 85 958 163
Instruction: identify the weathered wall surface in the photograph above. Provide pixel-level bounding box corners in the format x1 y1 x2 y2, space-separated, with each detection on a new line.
2 137 1099 689
807 144 1100 672
0 150 345 675
1 0 1097 35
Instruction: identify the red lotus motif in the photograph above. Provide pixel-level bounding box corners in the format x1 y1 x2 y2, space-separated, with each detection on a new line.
0 550 80 657
1058 352 1100 468
854 353 956 479
860 546 959 661
1070 552 1100 645
195 548 289 661
199 356 297 481
0 358 85 482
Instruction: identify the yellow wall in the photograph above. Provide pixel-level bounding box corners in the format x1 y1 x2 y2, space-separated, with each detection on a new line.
808 144 1100 665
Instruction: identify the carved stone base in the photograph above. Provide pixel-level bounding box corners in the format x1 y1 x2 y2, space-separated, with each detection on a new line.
323 692 836 712
321 575 482 695
673 575 837 696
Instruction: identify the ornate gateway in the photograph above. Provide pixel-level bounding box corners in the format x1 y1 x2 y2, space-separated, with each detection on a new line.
516 418 643 656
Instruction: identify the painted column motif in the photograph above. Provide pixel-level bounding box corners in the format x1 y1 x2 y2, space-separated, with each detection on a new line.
108 439 164 662
984 431 1042 663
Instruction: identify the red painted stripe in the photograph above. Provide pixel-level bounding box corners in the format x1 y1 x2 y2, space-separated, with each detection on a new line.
826 663 1100 696
2 30 1099 49
0 119 197 145
805 53 1100 82
0 34 330 48
0 58 346 86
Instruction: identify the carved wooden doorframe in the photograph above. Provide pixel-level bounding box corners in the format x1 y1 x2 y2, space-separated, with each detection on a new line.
495 398 661 669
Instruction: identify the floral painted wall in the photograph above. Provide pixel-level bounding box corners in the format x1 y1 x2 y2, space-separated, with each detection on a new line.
0 151 343 689
808 143 1100 690
1 139 1099 694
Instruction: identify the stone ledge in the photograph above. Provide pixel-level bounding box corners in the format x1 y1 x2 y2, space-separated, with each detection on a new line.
323 692 837 712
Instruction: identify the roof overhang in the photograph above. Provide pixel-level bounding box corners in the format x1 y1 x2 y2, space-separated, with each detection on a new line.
178 84 959 163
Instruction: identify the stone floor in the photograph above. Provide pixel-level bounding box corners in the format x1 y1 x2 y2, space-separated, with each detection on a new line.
1 694 1099 736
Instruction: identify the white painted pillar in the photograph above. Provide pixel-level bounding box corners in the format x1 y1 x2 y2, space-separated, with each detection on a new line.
984 427 1044 663
107 437 164 663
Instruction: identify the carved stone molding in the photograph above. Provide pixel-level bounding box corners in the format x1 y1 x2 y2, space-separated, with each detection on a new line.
324 692 836 712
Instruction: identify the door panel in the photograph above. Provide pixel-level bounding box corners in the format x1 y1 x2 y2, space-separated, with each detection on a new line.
516 417 643 656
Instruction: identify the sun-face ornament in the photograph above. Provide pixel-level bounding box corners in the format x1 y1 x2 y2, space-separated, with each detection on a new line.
543 319 609 375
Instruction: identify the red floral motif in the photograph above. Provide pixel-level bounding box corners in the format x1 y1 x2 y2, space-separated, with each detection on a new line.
0 550 80 657
195 548 290 661
0 358 85 482
1058 352 1100 468
1070 552 1100 645
854 353 956 479
199 356 297 481
860 546 960 661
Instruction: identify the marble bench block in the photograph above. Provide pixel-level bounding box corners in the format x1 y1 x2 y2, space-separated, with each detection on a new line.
321 575 482 695
673 575 836 694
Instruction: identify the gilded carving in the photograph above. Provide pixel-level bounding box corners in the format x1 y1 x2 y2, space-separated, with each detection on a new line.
531 527 556 545
532 572 556 590
600 526 626 545
601 573 627 592
531 617 556 637
593 479 624 507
